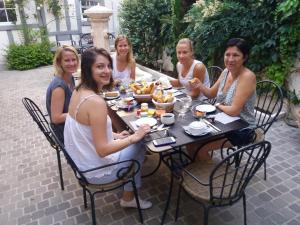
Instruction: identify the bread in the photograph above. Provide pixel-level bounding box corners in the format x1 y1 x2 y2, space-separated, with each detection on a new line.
189 78 198 84
105 92 119 97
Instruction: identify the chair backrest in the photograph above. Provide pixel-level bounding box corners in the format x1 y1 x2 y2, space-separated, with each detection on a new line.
22 97 59 150
55 34 76 47
208 66 223 87
209 141 271 205
255 80 283 134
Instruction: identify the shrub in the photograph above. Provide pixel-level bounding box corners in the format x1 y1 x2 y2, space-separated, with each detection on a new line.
5 42 53 70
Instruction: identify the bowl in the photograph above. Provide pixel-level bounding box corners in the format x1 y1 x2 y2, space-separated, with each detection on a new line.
188 121 207 135
133 93 152 103
152 98 176 113
161 113 175 125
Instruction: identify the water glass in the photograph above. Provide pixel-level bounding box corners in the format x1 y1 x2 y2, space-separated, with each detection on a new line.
174 96 192 119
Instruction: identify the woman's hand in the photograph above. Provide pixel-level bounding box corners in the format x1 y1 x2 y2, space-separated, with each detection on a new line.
131 124 151 143
116 130 130 139
189 78 201 89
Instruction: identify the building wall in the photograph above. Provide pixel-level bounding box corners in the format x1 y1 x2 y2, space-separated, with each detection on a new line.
0 0 122 71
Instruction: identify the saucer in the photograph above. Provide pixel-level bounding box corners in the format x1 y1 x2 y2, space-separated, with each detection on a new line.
183 126 211 136
135 117 157 127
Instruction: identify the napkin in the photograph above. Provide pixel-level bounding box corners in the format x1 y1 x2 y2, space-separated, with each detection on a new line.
215 112 240 124
129 121 138 131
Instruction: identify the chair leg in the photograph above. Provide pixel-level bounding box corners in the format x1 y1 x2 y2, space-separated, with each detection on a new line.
83 188 88 209
56 150 64 190
89 193 96 225
175 182 183 221
161 173 174 225
132 180 143 224
243 193 247 225
264 161 267 180
203 206 210 225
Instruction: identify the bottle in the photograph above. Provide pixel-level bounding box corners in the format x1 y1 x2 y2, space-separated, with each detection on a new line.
141 103 149 112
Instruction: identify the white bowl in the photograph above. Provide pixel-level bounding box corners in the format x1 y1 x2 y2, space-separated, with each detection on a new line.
188 121 207 135
161 113 175 125
152 98 176 112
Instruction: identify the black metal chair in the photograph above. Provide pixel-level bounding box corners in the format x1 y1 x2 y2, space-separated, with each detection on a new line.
22 97 65 190
79 33 93 53
59 144 144 225
253 80 283 179
206 66 223 104
175 141 271 225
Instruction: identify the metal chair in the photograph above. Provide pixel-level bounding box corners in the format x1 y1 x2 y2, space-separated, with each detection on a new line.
22 97 65 190
175 141 271 225
60 144 144 225
79 33 93 53
206 66 223 104
254 80 283 179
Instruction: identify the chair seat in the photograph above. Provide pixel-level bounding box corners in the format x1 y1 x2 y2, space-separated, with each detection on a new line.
79 163 135 191
182 160 240 204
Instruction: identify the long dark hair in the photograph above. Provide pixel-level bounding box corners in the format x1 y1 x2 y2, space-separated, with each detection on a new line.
77 48 113 93
226 38 250 64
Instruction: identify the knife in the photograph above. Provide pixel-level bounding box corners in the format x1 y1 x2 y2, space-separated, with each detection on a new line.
203 119 221 132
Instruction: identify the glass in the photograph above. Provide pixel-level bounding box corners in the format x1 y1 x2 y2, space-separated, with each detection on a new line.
174 96 192 119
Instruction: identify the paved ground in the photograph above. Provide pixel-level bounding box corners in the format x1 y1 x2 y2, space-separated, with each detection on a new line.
0 66 300 225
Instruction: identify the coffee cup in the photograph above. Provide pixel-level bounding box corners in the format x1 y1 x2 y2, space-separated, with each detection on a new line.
160 113 175 125
188 121 206 135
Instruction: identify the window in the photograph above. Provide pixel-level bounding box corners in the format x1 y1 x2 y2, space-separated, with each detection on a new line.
0 0 17 23
81 0 103 18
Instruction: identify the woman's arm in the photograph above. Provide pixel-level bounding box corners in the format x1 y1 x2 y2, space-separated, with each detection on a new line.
89 98 149 157
51 87 67 124
218 71 256 116
130 61 136 81
188 63 206 98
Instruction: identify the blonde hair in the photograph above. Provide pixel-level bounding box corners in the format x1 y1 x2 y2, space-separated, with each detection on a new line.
115 34 135 67
177 38 194 53
53 45 79 75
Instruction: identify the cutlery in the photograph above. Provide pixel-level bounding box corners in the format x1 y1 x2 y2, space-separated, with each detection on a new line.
203 119 221 132
150 127 169 133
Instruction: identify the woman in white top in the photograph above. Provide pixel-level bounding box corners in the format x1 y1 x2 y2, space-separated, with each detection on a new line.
112 35 136 86
64 48 152 209
170 38 210 100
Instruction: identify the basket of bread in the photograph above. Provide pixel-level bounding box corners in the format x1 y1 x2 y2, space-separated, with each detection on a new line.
152 90 176 112
130 82 156 102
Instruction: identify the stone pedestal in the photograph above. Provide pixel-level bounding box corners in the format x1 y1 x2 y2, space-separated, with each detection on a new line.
84 4 113 52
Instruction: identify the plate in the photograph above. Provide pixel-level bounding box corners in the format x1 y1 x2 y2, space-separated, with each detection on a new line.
195 104 216 113
104 91 120 100
183 126 210 137
116 100 138 109
135 117 157 127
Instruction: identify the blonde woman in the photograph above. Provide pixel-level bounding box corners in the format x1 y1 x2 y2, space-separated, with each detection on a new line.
46 45 79 142
170 38 210 100
112 35 136 86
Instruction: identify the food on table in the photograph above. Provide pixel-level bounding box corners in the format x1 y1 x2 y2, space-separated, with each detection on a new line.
130 82 155 95
152 91 174 103
189 78 198 85
105 91 119 98
196 111 206 118
123 97 134 105
155 109 166 117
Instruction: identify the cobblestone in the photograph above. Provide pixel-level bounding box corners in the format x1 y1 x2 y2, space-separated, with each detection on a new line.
0 66 300 225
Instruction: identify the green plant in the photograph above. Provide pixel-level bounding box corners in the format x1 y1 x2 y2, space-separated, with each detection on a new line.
119 0 172 67
5 42 53 70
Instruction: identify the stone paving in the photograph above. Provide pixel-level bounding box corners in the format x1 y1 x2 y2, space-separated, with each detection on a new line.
0 66 300 225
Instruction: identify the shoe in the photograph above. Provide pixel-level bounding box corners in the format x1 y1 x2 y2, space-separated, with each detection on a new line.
120 197 152 209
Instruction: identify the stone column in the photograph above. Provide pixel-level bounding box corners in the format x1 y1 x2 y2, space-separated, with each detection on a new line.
84 4 113 52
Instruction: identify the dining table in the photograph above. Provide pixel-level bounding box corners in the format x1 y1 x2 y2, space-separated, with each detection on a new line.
105 89 249 224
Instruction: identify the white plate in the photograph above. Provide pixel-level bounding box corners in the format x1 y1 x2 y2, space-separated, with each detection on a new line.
183 126 211 136
195 104 216 113
116 100 138 109
104 91 120 100
135 117 157 127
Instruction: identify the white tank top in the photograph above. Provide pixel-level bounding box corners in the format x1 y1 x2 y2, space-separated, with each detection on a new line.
64 94 120 180
112 53 131 81
177 59 210 100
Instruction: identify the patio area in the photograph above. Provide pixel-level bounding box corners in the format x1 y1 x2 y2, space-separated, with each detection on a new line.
0 66 300 225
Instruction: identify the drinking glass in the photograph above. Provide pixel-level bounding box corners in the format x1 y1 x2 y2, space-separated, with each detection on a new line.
174 96 192 119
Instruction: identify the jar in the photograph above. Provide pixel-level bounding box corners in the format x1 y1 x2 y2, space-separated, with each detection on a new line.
141 103 149 112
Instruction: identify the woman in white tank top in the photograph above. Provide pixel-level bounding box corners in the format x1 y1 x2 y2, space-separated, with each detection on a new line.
64 48 152 209
170 38 210 100
112 35 136 86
